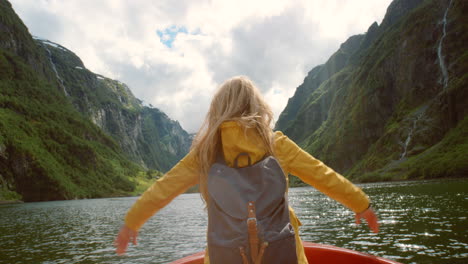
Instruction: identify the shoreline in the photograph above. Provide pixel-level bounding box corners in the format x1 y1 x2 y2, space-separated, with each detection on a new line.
290 175 468 187
2 177 466 204
0 200 24 205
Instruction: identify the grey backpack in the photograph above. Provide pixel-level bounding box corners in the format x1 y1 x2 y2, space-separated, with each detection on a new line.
207 152 297 264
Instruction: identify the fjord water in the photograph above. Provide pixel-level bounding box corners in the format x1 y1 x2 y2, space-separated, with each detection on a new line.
0 179 466 264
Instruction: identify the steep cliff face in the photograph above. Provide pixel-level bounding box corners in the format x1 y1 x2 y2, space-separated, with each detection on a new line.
140 108 192 170
276 0 468 181
0 0 191 201
0 4 53 81
35 40 191 172
276 34 364 142
0 0 140 201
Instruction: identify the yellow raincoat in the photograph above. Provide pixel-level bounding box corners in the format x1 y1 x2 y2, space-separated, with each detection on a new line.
125 121 370 264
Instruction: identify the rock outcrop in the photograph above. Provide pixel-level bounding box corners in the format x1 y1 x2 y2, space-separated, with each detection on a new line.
35 40 191 171
276 0 468 181
0 0 191 201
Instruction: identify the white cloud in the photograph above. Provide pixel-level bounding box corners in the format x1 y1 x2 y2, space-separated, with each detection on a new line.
10 0 392 132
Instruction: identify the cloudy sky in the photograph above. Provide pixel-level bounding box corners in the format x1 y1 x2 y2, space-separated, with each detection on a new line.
10 0 392 133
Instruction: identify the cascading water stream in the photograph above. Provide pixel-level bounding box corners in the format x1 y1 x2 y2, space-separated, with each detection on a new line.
400 120 416 159
400 109 426 160
42 43 70 96
437 0 453 89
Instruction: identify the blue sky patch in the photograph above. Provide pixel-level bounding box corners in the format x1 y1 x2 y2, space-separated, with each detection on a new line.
156 26 189 48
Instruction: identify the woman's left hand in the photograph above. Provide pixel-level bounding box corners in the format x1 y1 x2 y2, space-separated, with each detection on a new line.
355 207 379 233
114 225 138 255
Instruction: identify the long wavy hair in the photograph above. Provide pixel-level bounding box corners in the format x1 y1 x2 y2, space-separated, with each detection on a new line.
191 76 275 203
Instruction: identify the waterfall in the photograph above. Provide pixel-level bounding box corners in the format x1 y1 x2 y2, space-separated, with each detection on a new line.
43 45 70 97
400 119 416 159
437 0 453 89
400 109 426 160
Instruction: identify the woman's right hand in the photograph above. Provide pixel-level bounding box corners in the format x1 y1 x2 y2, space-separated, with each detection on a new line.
355 207 379 233
114 225 138 255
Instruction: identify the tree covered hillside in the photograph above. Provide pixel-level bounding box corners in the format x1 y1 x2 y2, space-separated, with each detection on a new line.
0 0 191 202
276 0 468 183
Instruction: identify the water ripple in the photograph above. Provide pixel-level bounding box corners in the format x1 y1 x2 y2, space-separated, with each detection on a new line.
0 179 467 263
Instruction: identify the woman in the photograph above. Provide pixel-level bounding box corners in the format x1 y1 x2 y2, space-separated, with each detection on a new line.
115 76 379 264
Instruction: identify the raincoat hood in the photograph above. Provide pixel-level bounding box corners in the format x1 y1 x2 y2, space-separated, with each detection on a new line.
219 121 268 168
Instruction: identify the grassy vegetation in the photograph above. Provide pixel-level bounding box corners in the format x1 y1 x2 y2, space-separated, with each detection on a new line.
0 48 145 201
400 115 468 179
0 186 22 201
130 171 162 196
355 115 468 182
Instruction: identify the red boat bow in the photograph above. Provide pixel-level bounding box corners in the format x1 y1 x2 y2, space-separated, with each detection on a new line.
169 242 402 264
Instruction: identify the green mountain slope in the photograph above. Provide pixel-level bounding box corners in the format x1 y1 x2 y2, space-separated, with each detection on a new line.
276 0 468 181
35 40 192 172
0 0 191 201
0 17 139 201
276 34 364 143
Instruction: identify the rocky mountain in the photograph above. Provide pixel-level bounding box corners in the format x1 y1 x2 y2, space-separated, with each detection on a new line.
276 0 467 182
0 0 191 202
276 34 364 143
34 39 192 172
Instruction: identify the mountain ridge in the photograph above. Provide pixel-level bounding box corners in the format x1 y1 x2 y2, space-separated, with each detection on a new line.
35 38 192 171
0 0 191 201
276 0 467 182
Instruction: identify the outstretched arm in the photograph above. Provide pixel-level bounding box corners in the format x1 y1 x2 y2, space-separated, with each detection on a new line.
274 132 379 232
114 150 199 255
274 132 370 213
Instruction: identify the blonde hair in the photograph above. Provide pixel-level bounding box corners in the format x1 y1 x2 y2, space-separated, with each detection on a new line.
191 76 275 203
